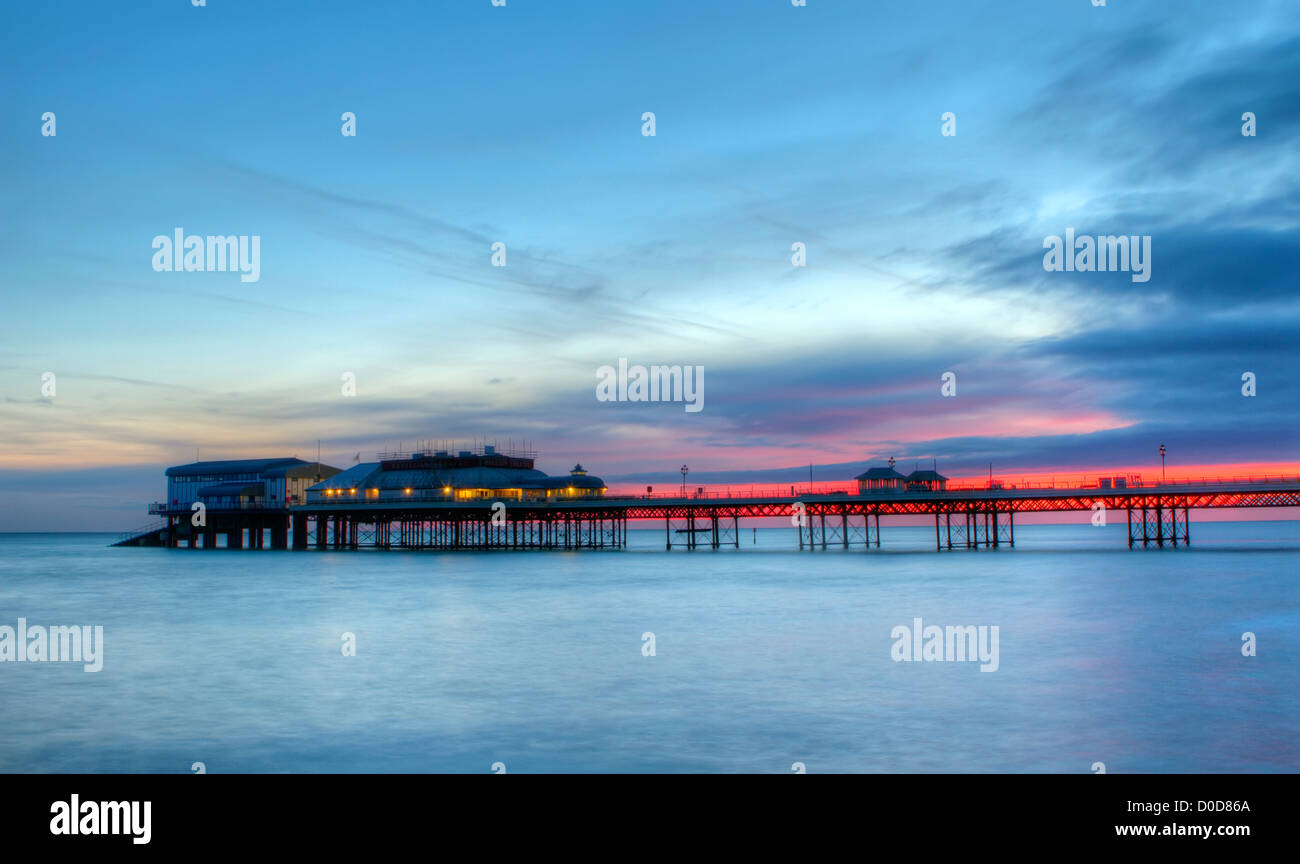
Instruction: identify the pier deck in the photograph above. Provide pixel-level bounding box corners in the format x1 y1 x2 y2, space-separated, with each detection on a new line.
131 478 1300 551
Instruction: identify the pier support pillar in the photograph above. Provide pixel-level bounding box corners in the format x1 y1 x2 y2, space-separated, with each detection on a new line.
272 516 288 550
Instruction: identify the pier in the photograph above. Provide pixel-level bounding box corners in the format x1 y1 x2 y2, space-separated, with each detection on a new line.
120 476 1300 551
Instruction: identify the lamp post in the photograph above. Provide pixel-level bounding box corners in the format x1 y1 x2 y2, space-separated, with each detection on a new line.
1159 444 1166 483
680 464 688 498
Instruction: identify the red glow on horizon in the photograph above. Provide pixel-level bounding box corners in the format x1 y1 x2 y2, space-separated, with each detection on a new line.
604 461 1300 499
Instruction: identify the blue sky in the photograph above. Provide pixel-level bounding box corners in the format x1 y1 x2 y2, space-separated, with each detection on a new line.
1 0 1297 528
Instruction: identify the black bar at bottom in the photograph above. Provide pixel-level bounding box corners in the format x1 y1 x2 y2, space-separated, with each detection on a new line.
0 773 1283 851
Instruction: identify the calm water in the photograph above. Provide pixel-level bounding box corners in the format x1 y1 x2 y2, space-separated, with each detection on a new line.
0 522 1296 773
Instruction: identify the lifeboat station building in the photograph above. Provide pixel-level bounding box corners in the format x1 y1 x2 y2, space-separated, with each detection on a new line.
125 457 343 549
160 457 340 511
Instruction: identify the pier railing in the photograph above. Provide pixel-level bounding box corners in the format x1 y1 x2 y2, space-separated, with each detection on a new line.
116 519 168 544
603 474 1300 500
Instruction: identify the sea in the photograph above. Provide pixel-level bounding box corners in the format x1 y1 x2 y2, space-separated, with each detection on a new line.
0 521 1296 773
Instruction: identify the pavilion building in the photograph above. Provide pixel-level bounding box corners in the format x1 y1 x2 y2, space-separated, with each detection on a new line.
305 445 606 504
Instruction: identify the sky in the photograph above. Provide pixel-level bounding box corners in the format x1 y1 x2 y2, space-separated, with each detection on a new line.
1 0 1298 529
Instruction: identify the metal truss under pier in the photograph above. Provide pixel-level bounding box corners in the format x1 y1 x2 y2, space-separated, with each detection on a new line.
937 508 1014 550
794 510 881 550
794 505 1012 550
304 508 627 550
1126 500 1191 548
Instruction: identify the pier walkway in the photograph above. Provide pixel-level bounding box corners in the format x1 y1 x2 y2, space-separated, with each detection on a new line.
126 477 1300 551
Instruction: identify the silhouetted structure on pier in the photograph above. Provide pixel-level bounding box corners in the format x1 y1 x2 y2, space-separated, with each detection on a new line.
117 457 342 548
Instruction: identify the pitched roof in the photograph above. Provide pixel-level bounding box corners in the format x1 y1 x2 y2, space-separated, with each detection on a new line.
166 457 315 478
905 469 948 481
854 467 906 481
306 462 606 491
